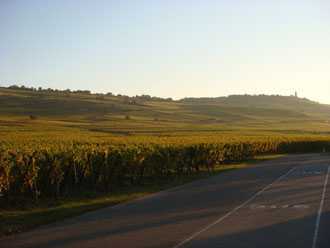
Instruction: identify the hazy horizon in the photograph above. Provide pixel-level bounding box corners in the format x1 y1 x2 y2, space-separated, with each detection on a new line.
1 0 329 104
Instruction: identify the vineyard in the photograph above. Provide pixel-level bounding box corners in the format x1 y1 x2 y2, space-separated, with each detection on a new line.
1 136 330 208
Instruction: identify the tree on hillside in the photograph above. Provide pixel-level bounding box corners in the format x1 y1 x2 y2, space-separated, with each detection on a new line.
29 114 38 120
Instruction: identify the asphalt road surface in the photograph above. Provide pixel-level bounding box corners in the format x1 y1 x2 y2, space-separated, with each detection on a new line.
1 154 330 248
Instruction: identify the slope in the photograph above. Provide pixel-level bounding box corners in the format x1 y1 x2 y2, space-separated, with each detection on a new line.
1 87 330 137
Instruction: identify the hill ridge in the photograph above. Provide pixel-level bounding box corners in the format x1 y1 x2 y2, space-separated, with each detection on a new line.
1 87 330 137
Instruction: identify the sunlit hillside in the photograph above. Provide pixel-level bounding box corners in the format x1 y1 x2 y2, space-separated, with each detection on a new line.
1 87 330 138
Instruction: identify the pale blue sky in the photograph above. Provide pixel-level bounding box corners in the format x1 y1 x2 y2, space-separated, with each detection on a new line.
1 0 329 103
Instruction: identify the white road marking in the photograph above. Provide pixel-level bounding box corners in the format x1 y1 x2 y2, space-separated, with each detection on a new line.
250 205 266 209
292 172 322 175
249 205 309 209
311 165 330 248
294 205 309 209
173 166 297 248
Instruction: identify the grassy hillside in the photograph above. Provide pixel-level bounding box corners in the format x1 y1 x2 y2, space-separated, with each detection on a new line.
180 95 330 118
1 87 330 138
1 86 330 236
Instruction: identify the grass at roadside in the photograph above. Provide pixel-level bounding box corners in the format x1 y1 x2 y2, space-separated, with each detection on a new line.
0 154 286 237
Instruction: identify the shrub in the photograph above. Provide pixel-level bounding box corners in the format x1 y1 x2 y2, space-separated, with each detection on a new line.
29 114 38 120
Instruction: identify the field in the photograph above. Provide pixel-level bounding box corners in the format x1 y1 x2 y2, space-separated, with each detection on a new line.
1 87 330 235
1 87 330 139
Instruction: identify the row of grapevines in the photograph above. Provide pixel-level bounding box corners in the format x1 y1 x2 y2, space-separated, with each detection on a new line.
1 136 330 208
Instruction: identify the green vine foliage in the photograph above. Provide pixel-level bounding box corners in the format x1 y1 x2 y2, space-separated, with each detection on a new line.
1 137 329 208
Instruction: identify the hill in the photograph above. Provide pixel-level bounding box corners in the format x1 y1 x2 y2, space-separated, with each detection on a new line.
0 87 330 138
180 95 330 118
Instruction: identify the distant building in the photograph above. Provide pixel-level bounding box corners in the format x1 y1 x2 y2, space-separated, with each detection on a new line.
295 91 298 98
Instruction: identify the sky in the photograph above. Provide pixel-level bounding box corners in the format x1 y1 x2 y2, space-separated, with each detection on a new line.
0 0 330 103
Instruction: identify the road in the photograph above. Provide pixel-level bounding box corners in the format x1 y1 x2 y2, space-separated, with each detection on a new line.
1 154 329 248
